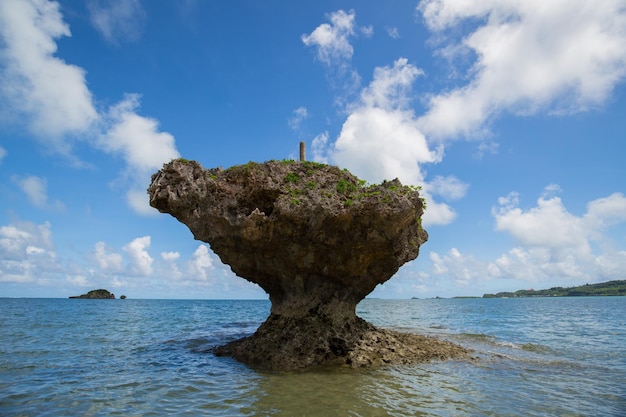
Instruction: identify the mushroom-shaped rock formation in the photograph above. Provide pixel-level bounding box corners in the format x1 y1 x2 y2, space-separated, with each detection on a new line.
148 159 468 369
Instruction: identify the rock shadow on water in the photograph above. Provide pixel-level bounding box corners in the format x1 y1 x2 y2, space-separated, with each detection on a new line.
148 158 470 370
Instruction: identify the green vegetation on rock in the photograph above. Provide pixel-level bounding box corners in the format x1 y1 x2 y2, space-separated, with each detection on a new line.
284 172 301 183
220 160 427 211
200 159 427 212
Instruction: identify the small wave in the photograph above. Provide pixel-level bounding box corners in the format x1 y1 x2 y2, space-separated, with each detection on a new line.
457 333 553 355
459 333 498 343
488 340 554 355
518 342 553 353
184 337 214 351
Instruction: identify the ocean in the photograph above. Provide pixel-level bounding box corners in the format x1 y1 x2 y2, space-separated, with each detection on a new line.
1 297 625 416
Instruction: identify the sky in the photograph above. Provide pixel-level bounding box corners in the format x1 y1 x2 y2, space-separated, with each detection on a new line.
1 0 625 299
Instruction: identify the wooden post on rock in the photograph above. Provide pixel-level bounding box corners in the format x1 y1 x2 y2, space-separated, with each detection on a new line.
299 141 306 162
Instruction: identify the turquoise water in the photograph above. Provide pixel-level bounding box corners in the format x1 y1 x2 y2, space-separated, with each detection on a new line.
1 297 625 416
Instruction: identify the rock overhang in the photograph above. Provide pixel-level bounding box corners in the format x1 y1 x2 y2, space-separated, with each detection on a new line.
147 158 468 370
148 159 427 308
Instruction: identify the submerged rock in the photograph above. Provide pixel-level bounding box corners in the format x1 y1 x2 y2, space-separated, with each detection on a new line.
148 159 468 369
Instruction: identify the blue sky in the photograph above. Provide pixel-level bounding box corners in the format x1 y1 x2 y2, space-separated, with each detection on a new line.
1 0 625 299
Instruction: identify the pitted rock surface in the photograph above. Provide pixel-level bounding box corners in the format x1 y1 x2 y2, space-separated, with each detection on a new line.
148 159 468 369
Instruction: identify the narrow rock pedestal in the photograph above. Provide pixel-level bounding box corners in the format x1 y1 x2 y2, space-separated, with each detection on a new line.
148 159 468 370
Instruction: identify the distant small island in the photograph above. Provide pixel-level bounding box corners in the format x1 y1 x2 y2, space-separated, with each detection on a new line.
483 280 626 298
69 289 115 299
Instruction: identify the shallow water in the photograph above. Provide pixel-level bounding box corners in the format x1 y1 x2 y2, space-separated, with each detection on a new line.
1 297 625 416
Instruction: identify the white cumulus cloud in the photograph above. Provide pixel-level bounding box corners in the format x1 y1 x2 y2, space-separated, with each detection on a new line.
93 241 123 272
332 59 433 184
0 1 179 214
417 0 626 141
427 188 626 287
288 106 308 131
0 221 57 283
302 9 356 65
99 94 180 214
88 0 146 44
311 131 330 164
123 235 153 276
425 175 469 201
386 27 400 39
328 58 454 225
65 274 90 287
12 175 64 211
360 25 374 38
430 248 491 286
187 244 214 281
491 187 626 280
161 251 180 262
100 94 179 175
13 175 48 207
494 192 590 255
584 192 626 230
491 188 626 258
304 2 626 230
0 0 98 152
160 251 183 281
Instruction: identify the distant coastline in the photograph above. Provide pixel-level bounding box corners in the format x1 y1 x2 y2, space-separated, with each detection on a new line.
481 280 626 298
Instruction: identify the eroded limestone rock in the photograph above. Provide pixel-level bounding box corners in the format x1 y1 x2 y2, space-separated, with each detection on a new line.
148 159 468 369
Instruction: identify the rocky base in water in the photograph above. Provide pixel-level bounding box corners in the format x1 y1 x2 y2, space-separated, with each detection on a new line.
214 314 469 370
